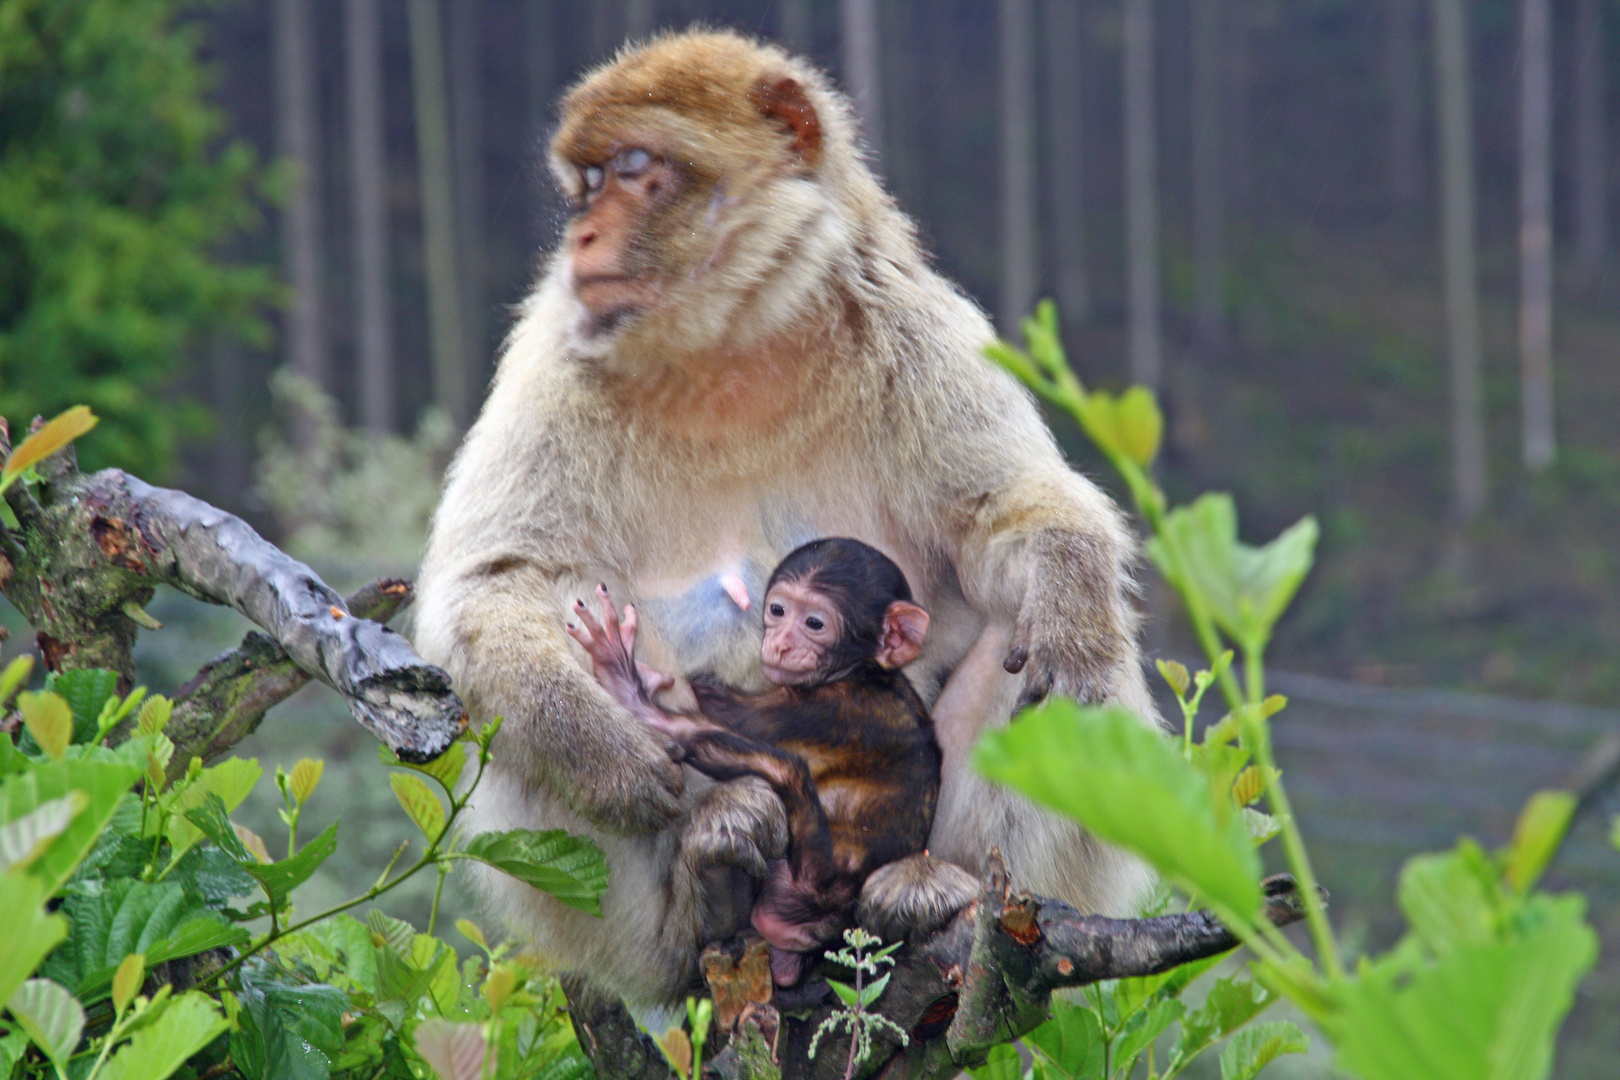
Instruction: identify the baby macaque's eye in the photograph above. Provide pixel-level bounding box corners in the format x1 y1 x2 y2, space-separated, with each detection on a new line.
769 602 785 617
805 616 824 631
582 164 605 193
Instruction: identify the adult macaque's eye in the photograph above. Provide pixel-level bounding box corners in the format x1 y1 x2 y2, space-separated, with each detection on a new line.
769 602 785 617
582 164 605 193
806 616 824 631
613 147 653 177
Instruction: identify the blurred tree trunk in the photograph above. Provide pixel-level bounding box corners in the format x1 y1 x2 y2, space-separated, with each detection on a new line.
1226 0 1251 208
780 0 813 52
1000 0 1037 334
626 0 656 38
841 0 884 166
449 0 489 395
1519 0 1555 471
1431 0 1486 518
1041 0 1090 325
526 0 556 143
408 0 469 429
1574 0 1608 275
883 1 917 196
273 0 326 395
592 3 620 59
1192 0 1225 354
1386 0 1423 213
1124 0 1161 389
346 0 393 436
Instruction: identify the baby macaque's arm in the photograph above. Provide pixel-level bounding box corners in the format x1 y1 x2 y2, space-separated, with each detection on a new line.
567 585 709 742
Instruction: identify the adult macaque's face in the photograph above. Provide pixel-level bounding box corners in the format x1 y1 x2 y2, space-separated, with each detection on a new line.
565 146 676 330
760 581 844 686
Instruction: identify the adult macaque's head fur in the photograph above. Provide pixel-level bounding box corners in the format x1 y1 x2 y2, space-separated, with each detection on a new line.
548 31 898 363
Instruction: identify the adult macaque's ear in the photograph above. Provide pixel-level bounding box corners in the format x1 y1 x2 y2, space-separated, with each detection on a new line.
751 76 822 167
877 601 929 669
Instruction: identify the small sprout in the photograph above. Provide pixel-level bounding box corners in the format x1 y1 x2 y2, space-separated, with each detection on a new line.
482 963 517 1012
457 918 488 952
1158 658 1191 700
288 758 324 806
112 954 145 1017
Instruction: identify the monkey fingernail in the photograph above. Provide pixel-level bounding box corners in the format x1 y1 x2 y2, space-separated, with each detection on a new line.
1003 648 1029 674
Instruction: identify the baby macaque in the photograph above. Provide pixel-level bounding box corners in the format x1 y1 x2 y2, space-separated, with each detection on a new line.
567 538 940 985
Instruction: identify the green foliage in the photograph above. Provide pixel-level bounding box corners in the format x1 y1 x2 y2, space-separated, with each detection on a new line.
982 306 1604 1080
809 927 908 1075
0 1 273 478
0 662 605 1079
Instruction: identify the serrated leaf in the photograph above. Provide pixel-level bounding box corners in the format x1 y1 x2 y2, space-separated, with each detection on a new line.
1396 840 1501 955
0 876 66 1006
0 792 85 872
0 655 33 709
457 918 487 950
1157 659 1191 699
1078 386 1164 468
250 819 338 904
1 405 97 485
1503 790 1575 895
858 971 892 1007
46 668 119 744
1243 808 1282 844
234 822 272 863
1331 893 1596 1080
1231 766 1264 807
1220 1020 1308 1080
137 695 172 736
18 691 72 759
1115 998 1184 1064
417 1018 489 1080
390 772 446 841
7 978 84 1066
1147 495 1318 654
0 755 143 893
968 1042 1024 1080
288 758 324 805
1175 974 1275 1064
164 757 263 863
112 953 145 1015
367 909 417 956
828 979 860 1008
1026 999 1105 1080
146 733 175 790
974 700 1262 917
99 991 228 1080
460 828 610 916
44 878 242 1000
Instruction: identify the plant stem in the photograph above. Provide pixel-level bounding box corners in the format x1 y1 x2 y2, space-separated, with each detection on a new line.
1252 728 1341 979
1244 646 1266 705
428 859 448 936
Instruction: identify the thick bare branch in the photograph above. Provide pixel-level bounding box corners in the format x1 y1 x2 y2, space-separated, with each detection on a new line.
570 856 1315 1080
0 448 464 762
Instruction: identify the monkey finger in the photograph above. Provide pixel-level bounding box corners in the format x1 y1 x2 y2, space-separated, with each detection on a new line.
574 598 609 645
619 602 640 652
595 583 623 641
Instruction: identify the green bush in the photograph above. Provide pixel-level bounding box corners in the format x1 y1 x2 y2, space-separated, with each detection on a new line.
0 0 273 479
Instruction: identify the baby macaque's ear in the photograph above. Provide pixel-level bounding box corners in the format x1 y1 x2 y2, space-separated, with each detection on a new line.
877 601 929 669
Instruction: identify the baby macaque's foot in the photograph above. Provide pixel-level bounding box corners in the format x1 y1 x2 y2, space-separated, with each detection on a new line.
768 946 806 987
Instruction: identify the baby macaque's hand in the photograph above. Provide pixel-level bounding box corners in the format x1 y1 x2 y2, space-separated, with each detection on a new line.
566 584 666 712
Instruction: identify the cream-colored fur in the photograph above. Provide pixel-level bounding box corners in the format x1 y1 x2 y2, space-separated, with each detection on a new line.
413 30 1158 1009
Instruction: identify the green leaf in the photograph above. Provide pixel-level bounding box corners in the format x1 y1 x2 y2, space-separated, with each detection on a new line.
99 991 229 1080
1503 790 1575 895
7 978 84 1067
1174 973 1275 1064
827 978 860 1009
0 1029 28 1077
0 792 86 872
973 700 1262 917
1147 495 1318 653
251 819 339 904
230 972 347 1080
0 876 66 1007
17 691 72 759
382 740 468 793
416 1018 490 1080
366 909 417 957
460 828 610 917
1331 893 1597 1080
0 754 143 893
968 1042 1025 1080
1114 998 1183 1065
1025 999 1105 1080
1220 1020 1308 1080
164 757 263 862
0 654 34 709
1396 840 1501 955
46 668 120 744
390 771 446 842
112 953 145 1016
1077 386 1163 468
858 971 892 1007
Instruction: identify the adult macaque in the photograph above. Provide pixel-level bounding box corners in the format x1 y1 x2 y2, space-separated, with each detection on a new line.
414 30 1158 1010
568 539 973 987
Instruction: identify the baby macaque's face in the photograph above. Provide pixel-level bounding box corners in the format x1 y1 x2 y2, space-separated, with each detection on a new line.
760 580 844 686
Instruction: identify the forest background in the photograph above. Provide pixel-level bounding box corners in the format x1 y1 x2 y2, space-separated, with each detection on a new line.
1 0 1617 1075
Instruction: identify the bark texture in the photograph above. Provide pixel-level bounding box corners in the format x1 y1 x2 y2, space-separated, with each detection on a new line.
568 853 1313 1080
0 425 465 767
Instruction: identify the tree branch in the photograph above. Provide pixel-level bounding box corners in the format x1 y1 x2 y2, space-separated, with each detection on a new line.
0 434 463 763
568 855 1315 1080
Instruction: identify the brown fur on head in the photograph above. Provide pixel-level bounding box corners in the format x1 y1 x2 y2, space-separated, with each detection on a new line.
547 31 883 365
